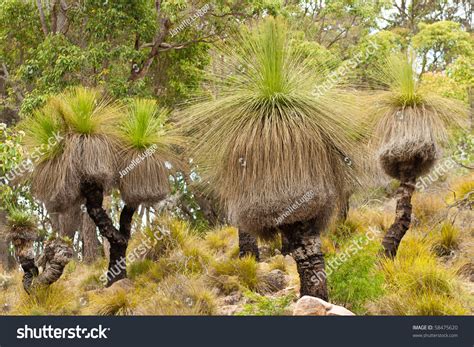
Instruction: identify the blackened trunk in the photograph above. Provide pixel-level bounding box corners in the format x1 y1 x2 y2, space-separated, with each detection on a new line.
81 181 135 287
280 218 328 300
382 178 416 258
238 228 259 260
19 255 38 293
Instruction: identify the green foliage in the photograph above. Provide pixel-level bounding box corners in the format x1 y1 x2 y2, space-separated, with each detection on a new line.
413 21 473 72
327 239 384 314
119 98 169 149
6 208 35 229
19 101 64 161
238 291 294 316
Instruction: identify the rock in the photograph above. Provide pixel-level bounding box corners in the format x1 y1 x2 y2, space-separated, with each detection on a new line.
293 295 355 316
327 305 356 316
222 291 242 305
219 304 241 316
106 278 134 292
293 296 330 315
262 269 288 293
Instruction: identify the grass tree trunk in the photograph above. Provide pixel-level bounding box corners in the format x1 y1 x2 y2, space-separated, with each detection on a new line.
238 228 259 260
81 212 102 264
280 218 328 301
382 177 416 258
34 239 73 288
81 181 136 287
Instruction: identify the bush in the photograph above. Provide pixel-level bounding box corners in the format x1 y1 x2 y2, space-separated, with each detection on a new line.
238 291 294 316
327 239 384 314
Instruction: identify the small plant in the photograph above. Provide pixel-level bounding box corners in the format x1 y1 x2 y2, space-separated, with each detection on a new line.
212 256 259 291
431 223 460 256
128 259 155 280
238 291 295 316
327 239 384 314
87 288 137 316
14 283 75 315
7 208 36 230
267 255 287 273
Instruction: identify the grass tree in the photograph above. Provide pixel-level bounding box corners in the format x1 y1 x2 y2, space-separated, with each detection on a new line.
112 98 180 282
181 18 361 300
21 89 179 287
366 54 466 258
6 208 73 292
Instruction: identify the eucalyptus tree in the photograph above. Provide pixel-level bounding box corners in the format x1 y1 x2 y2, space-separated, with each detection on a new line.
182 18 361 300
366 54 466 258
20 87 179 286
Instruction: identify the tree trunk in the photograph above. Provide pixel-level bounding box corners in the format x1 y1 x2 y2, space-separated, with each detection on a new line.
34 239 73 288
19 255 38 293
81 211 101 264
81 181 136 287
280 218 328 300
238 228 259 260
382 178 416 258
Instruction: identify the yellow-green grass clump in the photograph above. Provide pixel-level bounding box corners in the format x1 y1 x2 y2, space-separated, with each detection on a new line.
431 223 460 256
14 283 77 315
371 234 470 315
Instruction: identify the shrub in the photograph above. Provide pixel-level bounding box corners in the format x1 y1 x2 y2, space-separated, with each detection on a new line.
327 239 384 314
238 291 295 316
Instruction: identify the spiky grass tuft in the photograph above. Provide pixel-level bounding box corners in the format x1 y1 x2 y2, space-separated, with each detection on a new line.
56 87 120 136
19 100 65 162
180 17 365 236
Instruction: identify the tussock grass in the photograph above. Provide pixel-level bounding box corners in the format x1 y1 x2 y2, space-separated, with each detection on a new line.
267 255 287 273
138 275 217 315
7 209 36 230
87 288 137 316
412 193 445 225
447 175 474 204
204 226 237 254
371 234 470 315
431 223 460 256
211 256 259 291
14 283 76 315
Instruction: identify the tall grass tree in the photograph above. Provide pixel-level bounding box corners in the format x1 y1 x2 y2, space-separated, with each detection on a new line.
366 54 467 258
180 18 363 300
